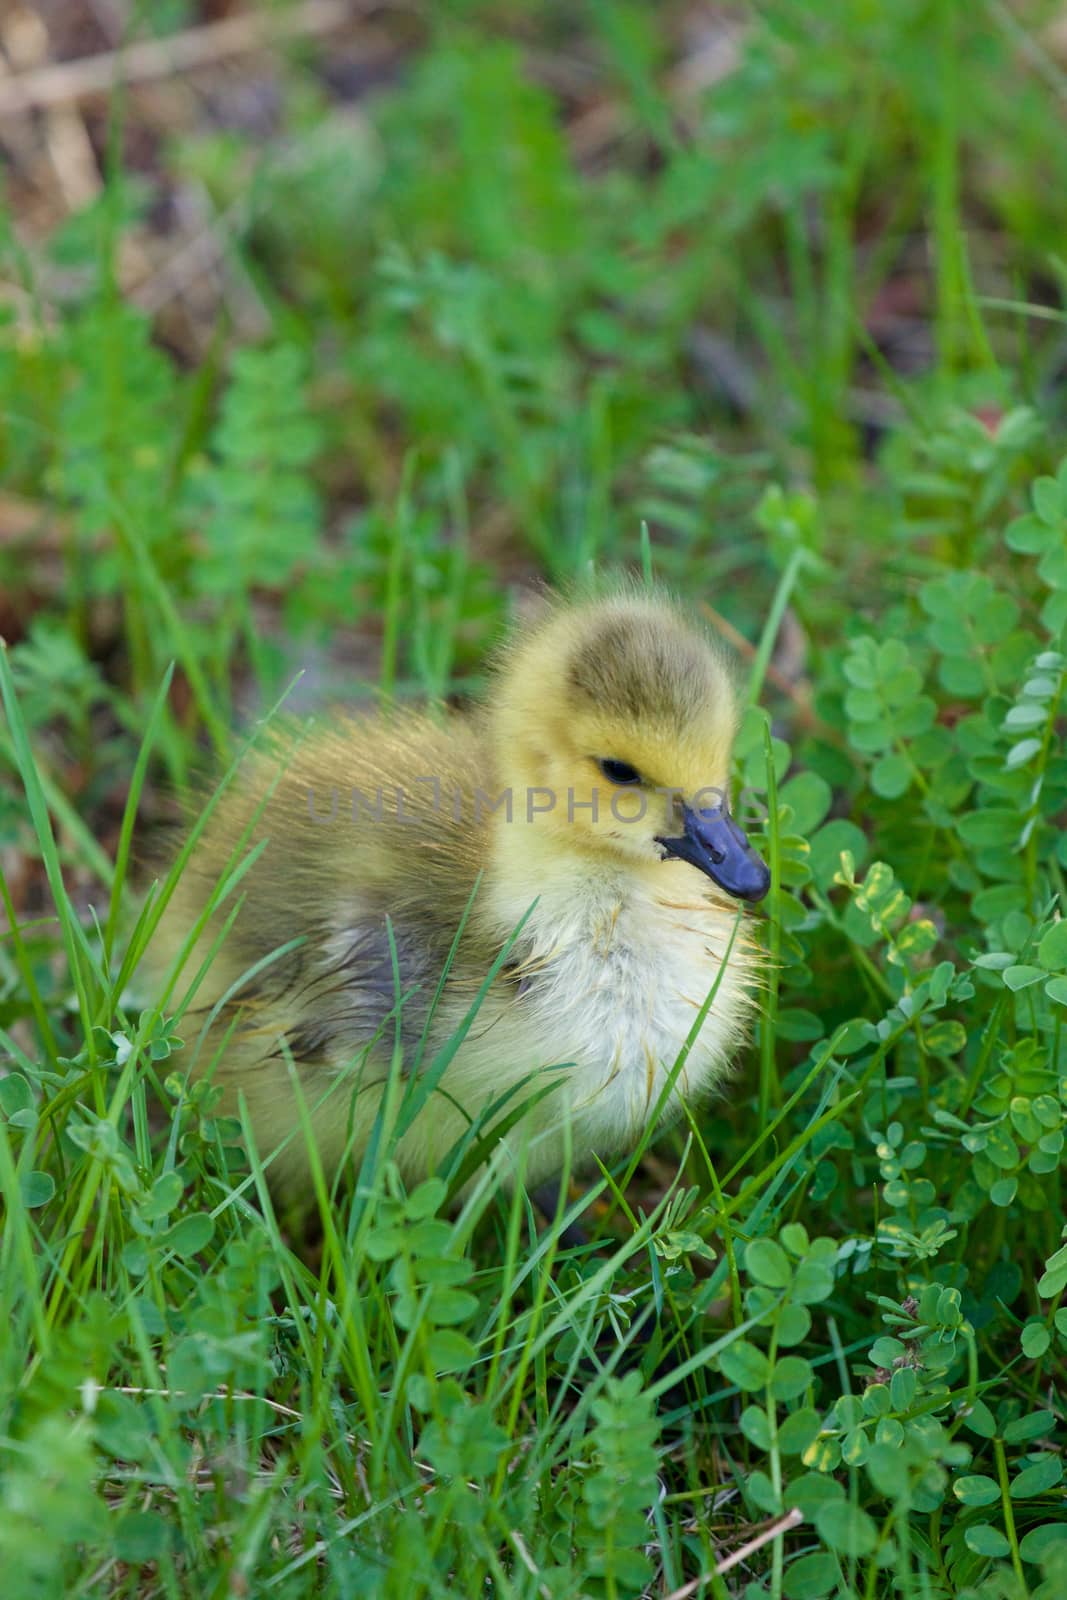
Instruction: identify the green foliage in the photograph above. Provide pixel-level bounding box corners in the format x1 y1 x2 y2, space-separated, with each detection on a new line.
0 1415 105 1599
2 2 1067 1597
55 301 181 551
9 619 111 732
183 344 324 596
575 1372 661 1594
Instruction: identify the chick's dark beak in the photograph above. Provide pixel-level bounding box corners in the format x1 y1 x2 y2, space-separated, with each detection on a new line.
657 804 771 903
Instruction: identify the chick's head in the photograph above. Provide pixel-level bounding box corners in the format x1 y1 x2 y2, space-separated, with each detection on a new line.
489 592 770 902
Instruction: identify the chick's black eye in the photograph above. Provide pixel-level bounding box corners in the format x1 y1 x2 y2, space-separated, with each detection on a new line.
597 758 641 786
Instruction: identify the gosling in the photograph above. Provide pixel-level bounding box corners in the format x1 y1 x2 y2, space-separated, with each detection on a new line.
150 588 769 1199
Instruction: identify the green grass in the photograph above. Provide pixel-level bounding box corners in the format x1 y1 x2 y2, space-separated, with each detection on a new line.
2 1 1067 1594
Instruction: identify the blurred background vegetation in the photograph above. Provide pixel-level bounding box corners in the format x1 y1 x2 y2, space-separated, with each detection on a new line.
2 2 1067 1596
6 0 1067 810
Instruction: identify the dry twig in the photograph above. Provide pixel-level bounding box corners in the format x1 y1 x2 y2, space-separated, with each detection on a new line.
1 4 100 205
0 0 362 120
662 1507 806 1598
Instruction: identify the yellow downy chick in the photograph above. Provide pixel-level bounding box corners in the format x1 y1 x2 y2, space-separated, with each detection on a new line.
151 587 769 1197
